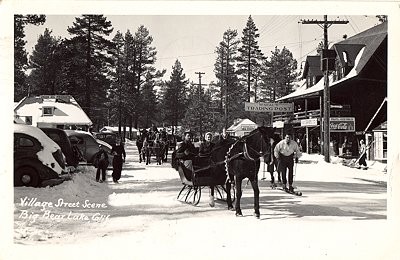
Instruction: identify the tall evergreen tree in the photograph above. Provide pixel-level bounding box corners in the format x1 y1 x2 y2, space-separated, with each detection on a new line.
237 15 264 102
214 29 246 128
66 15 114 117
109 31 126 133
260 46 298 101
182 82 214 136
27 28 61 95
161 60 189 131
141 69 165 128
132 25 159 128
14 14 46 101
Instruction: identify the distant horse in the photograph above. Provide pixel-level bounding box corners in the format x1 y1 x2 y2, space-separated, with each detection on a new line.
136 136 144 163
142 137 151 165
153 138 163 165
209 127 274 218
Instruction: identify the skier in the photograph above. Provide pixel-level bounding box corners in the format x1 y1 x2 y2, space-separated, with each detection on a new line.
274 134 302 193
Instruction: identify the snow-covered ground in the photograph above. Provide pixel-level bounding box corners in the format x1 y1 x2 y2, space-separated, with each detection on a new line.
3 140 398 260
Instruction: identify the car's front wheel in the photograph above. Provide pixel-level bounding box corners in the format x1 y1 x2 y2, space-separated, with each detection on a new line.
15 166 40 187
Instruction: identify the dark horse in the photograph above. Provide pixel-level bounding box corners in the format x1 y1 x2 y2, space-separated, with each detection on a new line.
209 126 274 218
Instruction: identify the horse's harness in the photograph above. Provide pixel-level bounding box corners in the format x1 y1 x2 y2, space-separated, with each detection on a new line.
224 130 271 183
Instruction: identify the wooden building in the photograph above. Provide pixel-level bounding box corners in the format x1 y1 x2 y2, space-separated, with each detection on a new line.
274 22 387 158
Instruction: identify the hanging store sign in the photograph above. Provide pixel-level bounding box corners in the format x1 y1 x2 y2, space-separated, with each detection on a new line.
301 118 318 127
322 117 355 132
245 102 294 112
273 121 284 128
241 124 257 131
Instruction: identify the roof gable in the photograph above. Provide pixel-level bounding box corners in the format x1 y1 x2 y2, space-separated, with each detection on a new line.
302 56 323 79
333 22 387 74
15 95 92 125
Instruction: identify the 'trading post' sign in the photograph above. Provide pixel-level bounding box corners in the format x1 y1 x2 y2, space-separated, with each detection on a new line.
244 102 294 113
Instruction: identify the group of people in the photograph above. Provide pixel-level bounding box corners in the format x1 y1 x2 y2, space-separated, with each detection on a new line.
94 136 126 184
266 134 302 193
175 129 229 174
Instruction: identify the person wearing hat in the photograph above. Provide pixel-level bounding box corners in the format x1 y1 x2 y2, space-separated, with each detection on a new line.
199 132 214 157
175 131 197 176
94 145 109 183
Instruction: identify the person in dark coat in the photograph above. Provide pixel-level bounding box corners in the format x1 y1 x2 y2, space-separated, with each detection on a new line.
265 134 281 187
175 131 197 176
199 132 214 157
95 145 109 183
111 136 126 183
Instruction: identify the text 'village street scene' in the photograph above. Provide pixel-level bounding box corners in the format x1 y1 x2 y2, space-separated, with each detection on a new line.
8 14 393 260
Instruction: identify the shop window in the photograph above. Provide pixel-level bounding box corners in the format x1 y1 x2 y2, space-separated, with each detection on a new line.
383 133 387 159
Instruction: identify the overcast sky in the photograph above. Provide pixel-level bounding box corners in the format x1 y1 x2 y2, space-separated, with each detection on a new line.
24 15 381 84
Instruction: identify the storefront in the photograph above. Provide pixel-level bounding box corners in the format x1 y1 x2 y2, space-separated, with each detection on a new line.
227 118 258 137
372 121 387 162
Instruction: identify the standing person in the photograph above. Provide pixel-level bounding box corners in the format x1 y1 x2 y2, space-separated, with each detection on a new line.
136 134 143 163
111 136 126 183
215 127 229 144
274 134 302 193
199 132 214 156
142 137 150 165
265 134 281 187
358 139 368 170
95 145 109 183
175 131 197 177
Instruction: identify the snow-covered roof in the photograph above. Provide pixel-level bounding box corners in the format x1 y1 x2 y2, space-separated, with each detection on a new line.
14 124 64 175
281 22 386 102
277 47 365 101
227 118 257 131
15 95 92 125
100 126 138 132
373 121 387 131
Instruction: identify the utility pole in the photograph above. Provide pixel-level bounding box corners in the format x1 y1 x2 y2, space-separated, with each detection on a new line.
195 72 206 138
301 16 348 162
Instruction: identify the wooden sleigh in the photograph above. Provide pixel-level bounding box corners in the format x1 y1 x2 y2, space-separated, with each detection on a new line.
174 155 235 206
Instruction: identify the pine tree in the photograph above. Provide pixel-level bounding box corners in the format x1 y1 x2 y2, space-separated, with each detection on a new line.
182 82 214 136
14 14 46 101
260 46 298 101
237 15 264 102
160 60 189 131
214 29 247 128
27 28 61 95
141 69 165 128
132 25 159 128
66 15 114 117
109 30 126 133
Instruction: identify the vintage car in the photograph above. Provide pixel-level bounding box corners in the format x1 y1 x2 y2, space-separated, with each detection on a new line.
14 124 66 187
40 127 79 167
65 130 114 165
93 132 117 147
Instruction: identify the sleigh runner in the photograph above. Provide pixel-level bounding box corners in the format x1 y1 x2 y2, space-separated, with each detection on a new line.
174 153 234 205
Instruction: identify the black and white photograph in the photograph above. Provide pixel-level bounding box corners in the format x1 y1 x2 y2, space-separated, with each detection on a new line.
1 1 400 259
